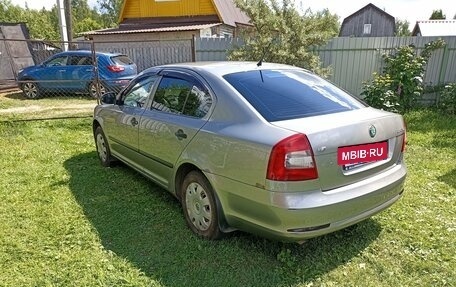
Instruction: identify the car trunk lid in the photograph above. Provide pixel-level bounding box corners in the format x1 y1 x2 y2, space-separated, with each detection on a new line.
271 107 406 191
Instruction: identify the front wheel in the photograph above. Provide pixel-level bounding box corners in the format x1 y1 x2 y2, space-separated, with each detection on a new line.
21 81 41 99
94 126 114 167
89 82 106 99
181 171 223 240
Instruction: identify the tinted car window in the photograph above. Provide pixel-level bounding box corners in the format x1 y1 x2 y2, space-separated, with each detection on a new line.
224 69 366 121
111 55 134 65
152 76 212 118
123 76 158 108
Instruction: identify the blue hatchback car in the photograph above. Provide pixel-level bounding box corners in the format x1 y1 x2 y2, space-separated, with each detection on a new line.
17 50 137 99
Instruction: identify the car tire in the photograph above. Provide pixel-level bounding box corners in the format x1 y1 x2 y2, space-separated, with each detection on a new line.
21 81 41 99
94 126 114 167
181 171 223 240
89 82 106 99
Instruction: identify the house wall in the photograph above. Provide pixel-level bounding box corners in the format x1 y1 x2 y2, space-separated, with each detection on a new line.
90 31 197 42
340 7 395 37
122 0 217 20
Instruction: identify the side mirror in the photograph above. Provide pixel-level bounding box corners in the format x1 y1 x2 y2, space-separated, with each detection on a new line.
100 92 117 105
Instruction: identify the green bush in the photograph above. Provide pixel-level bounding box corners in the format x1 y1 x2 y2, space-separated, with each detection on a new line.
440 83 456 115
362 40 445 114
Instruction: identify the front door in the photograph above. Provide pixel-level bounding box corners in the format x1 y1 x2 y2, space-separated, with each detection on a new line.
103 75 158 169
138 71 213 188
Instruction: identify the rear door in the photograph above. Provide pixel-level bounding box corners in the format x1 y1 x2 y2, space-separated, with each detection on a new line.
138 70 213 187
67 54 94 91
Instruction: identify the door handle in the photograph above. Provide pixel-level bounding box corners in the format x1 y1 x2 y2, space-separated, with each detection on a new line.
130 117 138 126
174 129 187 140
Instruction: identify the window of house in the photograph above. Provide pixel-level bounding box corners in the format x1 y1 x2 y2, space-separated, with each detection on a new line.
363 24 372 35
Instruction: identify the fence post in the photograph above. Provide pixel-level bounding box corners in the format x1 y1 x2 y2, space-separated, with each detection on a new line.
191 35 196 62
91 40 100 104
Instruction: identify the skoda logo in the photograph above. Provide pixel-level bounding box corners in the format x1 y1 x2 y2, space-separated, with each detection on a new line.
369 125 377 138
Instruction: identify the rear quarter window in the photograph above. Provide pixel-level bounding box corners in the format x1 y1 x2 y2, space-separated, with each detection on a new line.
111 55 134 65
223 69 366 121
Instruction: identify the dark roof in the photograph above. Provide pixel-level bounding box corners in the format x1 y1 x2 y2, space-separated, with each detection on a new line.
212 0 250 27
341 3 395 27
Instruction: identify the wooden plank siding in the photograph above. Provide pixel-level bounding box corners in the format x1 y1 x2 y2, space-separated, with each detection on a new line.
340 5 395 37
121 0 217 20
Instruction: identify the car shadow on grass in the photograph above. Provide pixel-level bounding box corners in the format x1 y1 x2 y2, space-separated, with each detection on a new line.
438 168 456 189
64 152 382 287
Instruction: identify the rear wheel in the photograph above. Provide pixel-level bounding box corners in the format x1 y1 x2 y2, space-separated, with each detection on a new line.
89 82 106 99
181 171 222 240
94 126 114 167
21 81 40 99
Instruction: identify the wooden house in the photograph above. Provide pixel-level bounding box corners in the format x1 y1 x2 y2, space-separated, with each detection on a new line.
86 0 251 41
339 3 395 37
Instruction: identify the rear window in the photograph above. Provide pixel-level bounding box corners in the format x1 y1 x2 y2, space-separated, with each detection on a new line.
223 69 366 121
111 55 134 65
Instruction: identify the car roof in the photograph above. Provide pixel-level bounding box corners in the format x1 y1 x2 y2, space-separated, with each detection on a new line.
54 50 124 57
145 61 304 77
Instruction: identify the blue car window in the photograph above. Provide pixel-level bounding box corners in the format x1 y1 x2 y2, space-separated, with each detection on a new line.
224 69 366 121
46 56 68 66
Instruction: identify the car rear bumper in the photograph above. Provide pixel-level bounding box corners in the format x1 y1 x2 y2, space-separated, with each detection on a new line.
206 163 406 242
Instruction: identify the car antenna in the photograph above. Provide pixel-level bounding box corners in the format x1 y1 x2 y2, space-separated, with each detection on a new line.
257 42 272 67
257 43 272 82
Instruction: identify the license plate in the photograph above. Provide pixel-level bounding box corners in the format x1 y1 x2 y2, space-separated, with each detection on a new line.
337 141 388 166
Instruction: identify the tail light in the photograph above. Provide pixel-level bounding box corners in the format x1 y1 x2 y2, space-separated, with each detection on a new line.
267 134 318 181
107 65 125 72
401 118 407 152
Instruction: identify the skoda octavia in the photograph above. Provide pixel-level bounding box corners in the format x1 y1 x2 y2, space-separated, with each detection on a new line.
93 62 407 241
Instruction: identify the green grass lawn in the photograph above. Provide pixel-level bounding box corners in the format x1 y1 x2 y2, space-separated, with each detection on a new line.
0 109 454 287
0 91 96 121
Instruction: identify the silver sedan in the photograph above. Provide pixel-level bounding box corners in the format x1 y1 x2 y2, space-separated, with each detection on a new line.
93 62 407 242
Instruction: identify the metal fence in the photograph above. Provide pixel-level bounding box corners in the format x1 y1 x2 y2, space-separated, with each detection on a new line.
315 36 456 98
1 36 455 121
194 36 456 102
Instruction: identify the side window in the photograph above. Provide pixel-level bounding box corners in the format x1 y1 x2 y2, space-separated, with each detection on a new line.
122 76 158 108
152 76 212 118
46 56 68 66
69 55 92 66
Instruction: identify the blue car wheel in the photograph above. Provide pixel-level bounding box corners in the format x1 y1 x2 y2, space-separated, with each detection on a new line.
21 81 41 99
88 82 106 99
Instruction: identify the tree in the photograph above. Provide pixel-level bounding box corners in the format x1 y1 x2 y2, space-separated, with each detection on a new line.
395 19 411 36
0 0 59 40
429 9 445 19
98 0 124 27
229 0 339 76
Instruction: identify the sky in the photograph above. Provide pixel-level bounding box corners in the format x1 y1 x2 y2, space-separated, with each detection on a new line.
9 0 456 27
